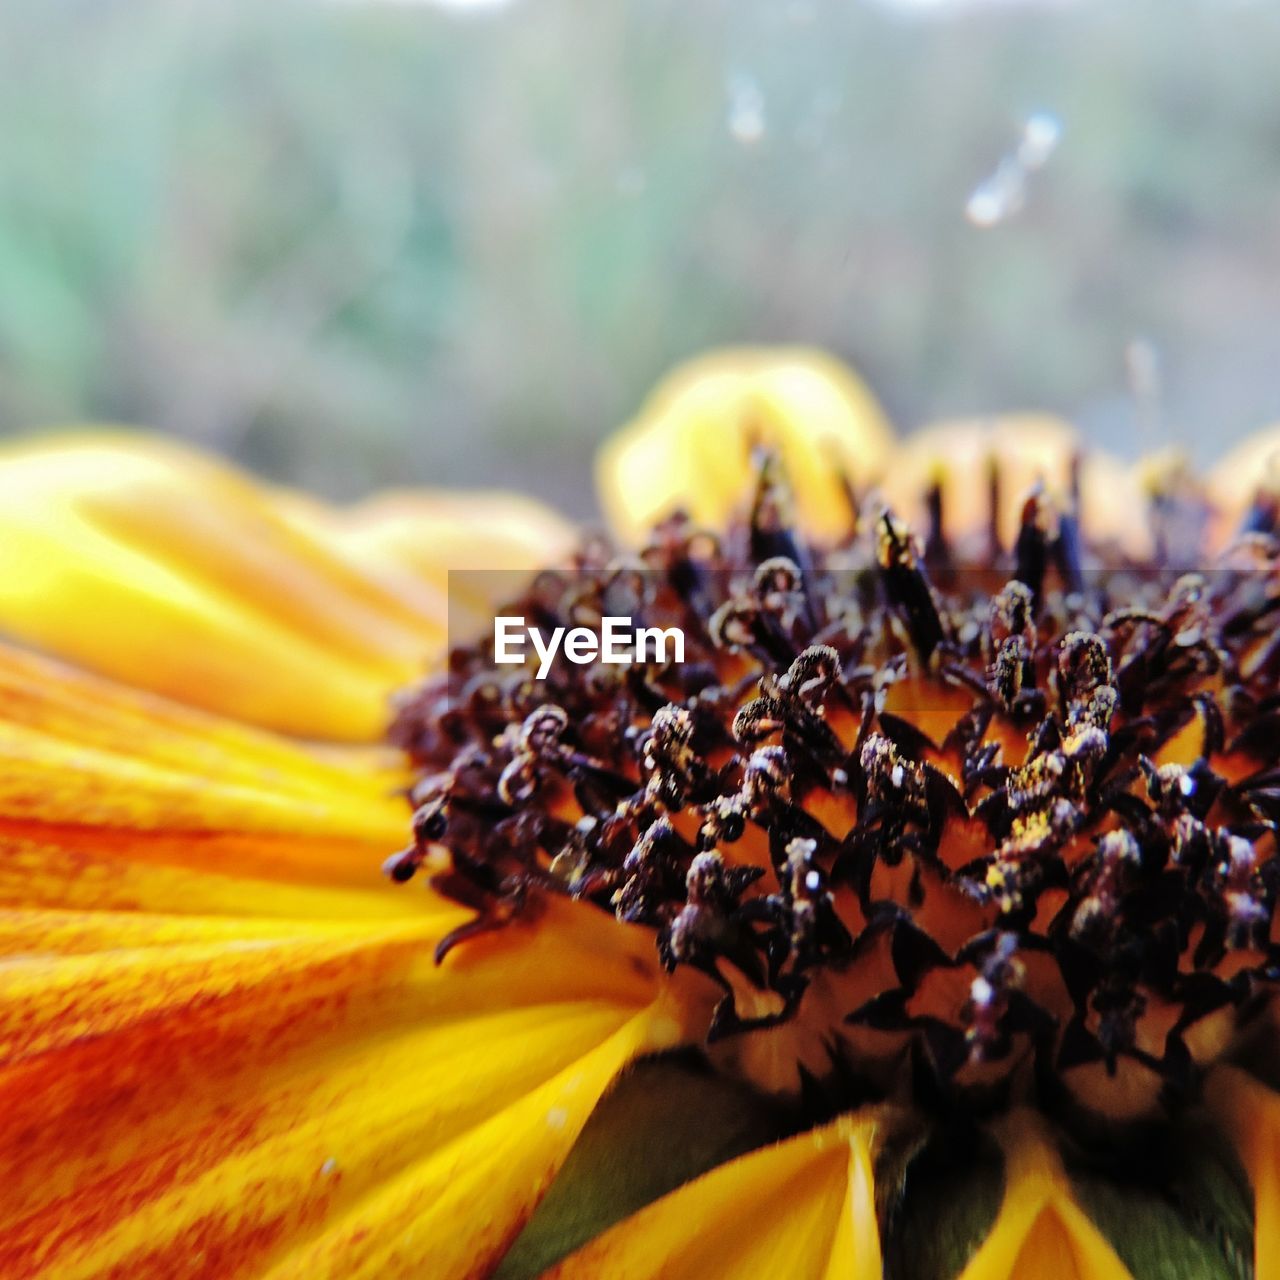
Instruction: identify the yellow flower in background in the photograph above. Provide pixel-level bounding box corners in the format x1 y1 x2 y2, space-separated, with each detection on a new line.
597 347 895 545
3 354 1280 1280
1207 424 1280 546
880 415 1152 558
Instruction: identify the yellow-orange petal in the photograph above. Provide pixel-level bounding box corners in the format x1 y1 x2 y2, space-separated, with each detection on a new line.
0 639 415 920
0 432 431 740
956 1112 1133 1280
545 1112 883 1280
1206 1065 1280 1280
882 416 1149 556
276 488 577 645
0 636 716 1278
0 433 564 741
256 1003 673 1280
0 897 685 1280
598 348 895 545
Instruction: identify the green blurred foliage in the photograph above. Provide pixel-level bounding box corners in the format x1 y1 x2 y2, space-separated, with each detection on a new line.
0 0 1278 511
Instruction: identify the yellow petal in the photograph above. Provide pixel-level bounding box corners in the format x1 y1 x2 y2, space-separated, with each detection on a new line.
957 1112 1133 1280
546 1113 883 1280
1206 1065 1280 1280
0 901 681 1280
598 348 894 545
0 626 711 1278
0 639 414 920
257 1005 670 1280
0 434 565 741
277 488 577 645
1207 424 1280 543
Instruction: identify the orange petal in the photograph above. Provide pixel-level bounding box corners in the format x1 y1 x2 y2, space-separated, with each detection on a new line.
0 897 682 1280
546 1113 883 1280
0 640 414 919
956 1112 1133 1280
598 348 894 545
0 633 709 1278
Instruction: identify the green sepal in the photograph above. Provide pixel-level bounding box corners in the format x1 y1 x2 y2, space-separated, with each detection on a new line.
1068 1114 1254 1280
495 1049 790 1279
881 1121 1004 1280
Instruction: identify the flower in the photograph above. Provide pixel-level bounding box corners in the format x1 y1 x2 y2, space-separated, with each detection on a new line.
2 357 1280 1280
402 368 1280 1279
0 432 680 1278
597 348 894 546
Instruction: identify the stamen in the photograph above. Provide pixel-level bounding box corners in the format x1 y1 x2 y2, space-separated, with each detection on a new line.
1013 489 1050 607
876 512 946 661
390 462 1280 1127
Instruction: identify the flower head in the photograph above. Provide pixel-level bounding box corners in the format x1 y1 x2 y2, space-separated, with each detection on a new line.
397 371 1280 1277
2 358 1280 1280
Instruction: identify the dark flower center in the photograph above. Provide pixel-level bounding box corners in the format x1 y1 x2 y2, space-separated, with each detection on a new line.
389 462 1280 1128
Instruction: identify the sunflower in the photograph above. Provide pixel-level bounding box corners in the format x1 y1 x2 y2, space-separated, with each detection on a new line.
0 359 1278 1280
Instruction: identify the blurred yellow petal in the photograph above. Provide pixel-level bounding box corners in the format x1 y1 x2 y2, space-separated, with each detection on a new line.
0 640 413 919
546 1114 883 1280
0 434 567 741
882 415 1149 555
1207 424 1280 543
0 433 426 739
598 348 894 544
278 488 577 644
957 1113 1132 1280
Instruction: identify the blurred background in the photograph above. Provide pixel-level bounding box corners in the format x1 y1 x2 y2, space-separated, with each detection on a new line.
0 0 1277 514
